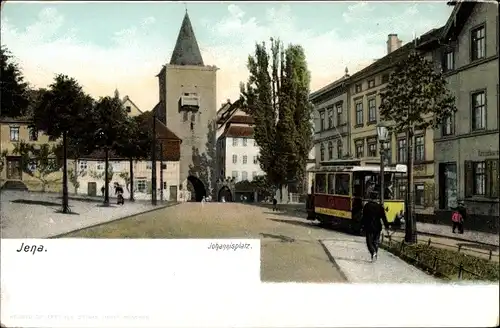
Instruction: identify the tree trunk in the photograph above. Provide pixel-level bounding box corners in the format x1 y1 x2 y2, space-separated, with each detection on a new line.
62 131 70 213
278 184 283 203
129 158 135 201
104 146 110 205
404 128 417 244
73 160 78 194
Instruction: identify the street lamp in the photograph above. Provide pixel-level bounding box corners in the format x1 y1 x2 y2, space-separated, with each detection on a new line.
376 122 389 206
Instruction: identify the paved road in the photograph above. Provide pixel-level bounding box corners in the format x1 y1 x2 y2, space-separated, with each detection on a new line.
65 202 441 283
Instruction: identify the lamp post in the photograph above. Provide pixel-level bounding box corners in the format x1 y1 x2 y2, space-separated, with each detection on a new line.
376 123 389 206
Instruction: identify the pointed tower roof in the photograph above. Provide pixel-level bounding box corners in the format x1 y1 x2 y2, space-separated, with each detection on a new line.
169 12 204 66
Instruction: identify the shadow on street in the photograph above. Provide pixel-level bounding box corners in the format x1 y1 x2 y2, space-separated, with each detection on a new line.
12 199 61 207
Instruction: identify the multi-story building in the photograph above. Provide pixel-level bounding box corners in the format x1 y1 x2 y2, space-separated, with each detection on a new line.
0 117 62 191
433 1 499 229
347 29 443 217
310 69 351 166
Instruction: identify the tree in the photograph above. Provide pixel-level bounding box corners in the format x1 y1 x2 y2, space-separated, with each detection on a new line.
240 38 313 200
0 46 30 118
92 95 129 205
32 74 94 213
251 175 275 200
0 150 9 174
379 51 456 244
114 114 151 201
12 141 63 192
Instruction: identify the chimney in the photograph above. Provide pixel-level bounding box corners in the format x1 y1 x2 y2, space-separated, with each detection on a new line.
387 34 402 54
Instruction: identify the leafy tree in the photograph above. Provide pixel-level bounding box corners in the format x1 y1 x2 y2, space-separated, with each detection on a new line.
32 74 94 213
67 163 88 195
240 38 313 200
12 141 63 192
114 114 151 201
379 51 456 243
0 46 30 118
0 150 9 174
89 165 114 184
251 175 275 200
92 95 129 205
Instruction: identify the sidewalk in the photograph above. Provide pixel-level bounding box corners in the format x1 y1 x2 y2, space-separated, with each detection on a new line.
414 222 499 247
321 238 439 283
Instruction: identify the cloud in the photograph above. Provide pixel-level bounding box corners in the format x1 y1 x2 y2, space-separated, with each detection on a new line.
0 4 446 112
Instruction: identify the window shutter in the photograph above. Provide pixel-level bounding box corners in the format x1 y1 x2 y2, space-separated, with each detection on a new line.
488 159 499 199
485 160 493 197
424 182 435 208
464 161 473 198
146 180 152 194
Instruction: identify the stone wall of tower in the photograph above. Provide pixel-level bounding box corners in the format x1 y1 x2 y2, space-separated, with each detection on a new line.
163 64 218 193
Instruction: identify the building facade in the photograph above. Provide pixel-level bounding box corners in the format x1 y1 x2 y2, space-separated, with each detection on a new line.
310 69 351 166
155 12 218 201
434 1 499 227
0 117 62 191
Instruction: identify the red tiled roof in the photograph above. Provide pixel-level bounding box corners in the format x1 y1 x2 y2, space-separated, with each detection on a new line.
228 115 254 125
221 126 254 138
81 139 180 162
139 111 181 141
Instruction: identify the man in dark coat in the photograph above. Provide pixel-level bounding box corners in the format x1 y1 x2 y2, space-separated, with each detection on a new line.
361 191 390 262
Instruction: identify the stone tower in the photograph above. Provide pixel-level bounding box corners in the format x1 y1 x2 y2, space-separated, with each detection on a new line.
156 11 218 201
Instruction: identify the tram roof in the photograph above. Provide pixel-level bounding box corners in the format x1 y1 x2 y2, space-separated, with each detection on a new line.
309 164 407 173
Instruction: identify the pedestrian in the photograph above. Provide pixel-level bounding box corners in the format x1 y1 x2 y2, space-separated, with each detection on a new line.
101 186 105 197
361 191 390 262
114 183 124 205
452 201 466 234
272 197 278 211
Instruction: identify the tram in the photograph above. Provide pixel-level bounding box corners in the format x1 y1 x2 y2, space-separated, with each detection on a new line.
306 159 406 234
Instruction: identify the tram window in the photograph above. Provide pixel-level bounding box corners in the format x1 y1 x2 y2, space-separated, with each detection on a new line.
335 174 350 195
353 177 363 197
327 174 335 194
315 174 327 193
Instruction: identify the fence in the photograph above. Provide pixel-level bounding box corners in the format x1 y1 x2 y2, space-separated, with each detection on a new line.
380 234 490 280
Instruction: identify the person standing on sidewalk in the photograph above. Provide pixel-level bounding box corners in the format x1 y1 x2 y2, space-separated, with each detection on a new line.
452 201 466 234
361 191 390 262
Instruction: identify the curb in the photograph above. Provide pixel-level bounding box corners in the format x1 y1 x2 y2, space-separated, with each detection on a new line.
49 202 180 238
318 239 349 282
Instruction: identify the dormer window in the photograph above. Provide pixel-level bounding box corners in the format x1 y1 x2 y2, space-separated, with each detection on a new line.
126 106 131 113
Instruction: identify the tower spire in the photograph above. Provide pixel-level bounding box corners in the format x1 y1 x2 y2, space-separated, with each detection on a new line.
169 11 204 66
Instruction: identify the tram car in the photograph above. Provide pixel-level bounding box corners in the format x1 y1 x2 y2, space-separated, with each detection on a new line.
306 159 407 234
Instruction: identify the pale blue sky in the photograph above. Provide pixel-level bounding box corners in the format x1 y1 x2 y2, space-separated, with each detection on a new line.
1 1 453 110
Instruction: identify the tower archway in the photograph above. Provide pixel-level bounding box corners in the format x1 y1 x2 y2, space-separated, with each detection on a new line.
187 176 207 202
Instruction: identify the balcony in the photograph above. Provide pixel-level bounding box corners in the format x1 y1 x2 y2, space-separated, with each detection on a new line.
178 93 200 112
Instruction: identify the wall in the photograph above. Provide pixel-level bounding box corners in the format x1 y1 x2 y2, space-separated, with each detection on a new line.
223 136 263 182
122 97 143 117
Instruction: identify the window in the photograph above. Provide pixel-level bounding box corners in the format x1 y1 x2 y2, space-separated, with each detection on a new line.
414 135 425 161
252 171 257 180
28 159 37 172
471 25 485 61
79 160 88 171
355 84 362 93
327 107 334 129
336 104 343 125
442 115 454 136
472 91 486 130
327 141 333 160
253 156 258 164
232 171 239 181
368 98 376 123
397 139 407 163
443 50 455 71
415 184 425 206
9 127 19 141
327 174 335 194
137 179 147 193
368 141 377 157
320 143 325 161
28 127 38 141
233 138 238 146
242 171 248 181
355 102 363 125
320 111 325 131
161 163 167 170
183 111 188 122
253 139 257 146
232 155 237 164
315 173 326 194
397 182 406 200
163 182 167 189
335 174 350 196
243 155 247 164
47 158 57 170
368 79 375 88
337 140 343 159
243 138 247 146
473 162 486 195
126 106 131 112
383 139 392 164
97 161 105 170
381 74 389 84
355 141 364 158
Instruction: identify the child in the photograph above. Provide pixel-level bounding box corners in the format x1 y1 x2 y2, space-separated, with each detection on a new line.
272 197 278 211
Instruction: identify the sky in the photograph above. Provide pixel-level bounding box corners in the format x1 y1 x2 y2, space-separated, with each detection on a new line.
1 1 453 112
